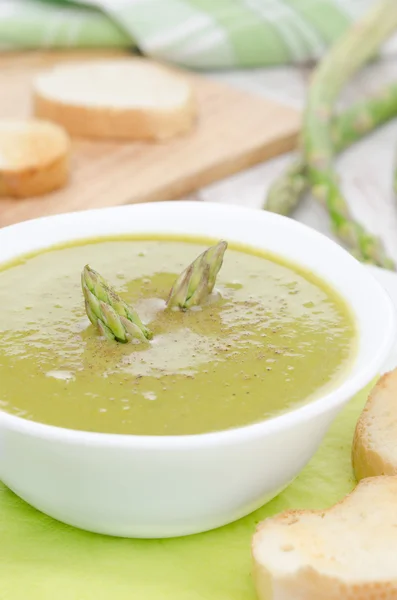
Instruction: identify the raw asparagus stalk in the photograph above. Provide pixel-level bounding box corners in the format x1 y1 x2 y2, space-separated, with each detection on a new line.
82 265 152 343
167 241 227 309
266 157 307 216
267 82 397 216
303 0 397 269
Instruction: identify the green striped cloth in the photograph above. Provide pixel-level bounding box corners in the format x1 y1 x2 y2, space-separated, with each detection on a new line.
0 0 390 68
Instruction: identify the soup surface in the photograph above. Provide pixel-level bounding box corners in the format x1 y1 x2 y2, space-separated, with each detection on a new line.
0 237 356 435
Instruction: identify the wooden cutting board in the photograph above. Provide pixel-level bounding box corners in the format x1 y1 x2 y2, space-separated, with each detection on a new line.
0 51 300 227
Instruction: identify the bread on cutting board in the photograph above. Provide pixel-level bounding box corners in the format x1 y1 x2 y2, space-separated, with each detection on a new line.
352 368 397 481
252 476 397 600
33 58 196 141
0 119 70 198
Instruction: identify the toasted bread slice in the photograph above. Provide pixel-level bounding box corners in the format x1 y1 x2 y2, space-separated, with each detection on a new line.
0 119 70 198
33 59 196 141
352 369 397 481
252 476 397 600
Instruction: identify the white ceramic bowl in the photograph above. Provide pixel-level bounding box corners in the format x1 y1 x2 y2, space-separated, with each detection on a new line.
0 202 395 538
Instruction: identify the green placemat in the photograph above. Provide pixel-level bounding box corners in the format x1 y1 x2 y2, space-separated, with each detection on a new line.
0 385 371 600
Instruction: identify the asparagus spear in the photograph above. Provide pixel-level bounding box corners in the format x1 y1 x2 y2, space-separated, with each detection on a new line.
266 158 307 216
267 82 397 216
303 0 397 269
82 265 152 343
167 241 227 309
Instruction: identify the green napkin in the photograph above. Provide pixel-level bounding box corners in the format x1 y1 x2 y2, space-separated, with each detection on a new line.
1 0 377 68
0 384 371 600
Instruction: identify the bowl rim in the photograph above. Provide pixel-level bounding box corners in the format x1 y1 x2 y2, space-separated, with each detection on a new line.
0 201 395 449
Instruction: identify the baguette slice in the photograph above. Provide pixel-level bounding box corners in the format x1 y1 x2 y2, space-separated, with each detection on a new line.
252 476 397 600
352 369 397 481
33 59 196 141
0 119 70 198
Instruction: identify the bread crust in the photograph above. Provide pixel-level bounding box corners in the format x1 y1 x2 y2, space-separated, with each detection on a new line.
33 59 196 141
252 477 397 600
0 120 70 198
253 560 397 600
352 370 397 481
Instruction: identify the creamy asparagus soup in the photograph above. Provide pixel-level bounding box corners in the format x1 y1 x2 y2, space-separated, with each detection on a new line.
0 236 356 435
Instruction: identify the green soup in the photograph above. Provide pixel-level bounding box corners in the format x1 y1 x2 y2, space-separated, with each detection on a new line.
0 236 356 435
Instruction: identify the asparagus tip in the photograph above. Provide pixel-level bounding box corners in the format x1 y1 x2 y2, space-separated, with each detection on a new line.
82 264 152 343
167 240 228 309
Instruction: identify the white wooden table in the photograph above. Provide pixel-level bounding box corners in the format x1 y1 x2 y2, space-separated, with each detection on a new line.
194 56 397 263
